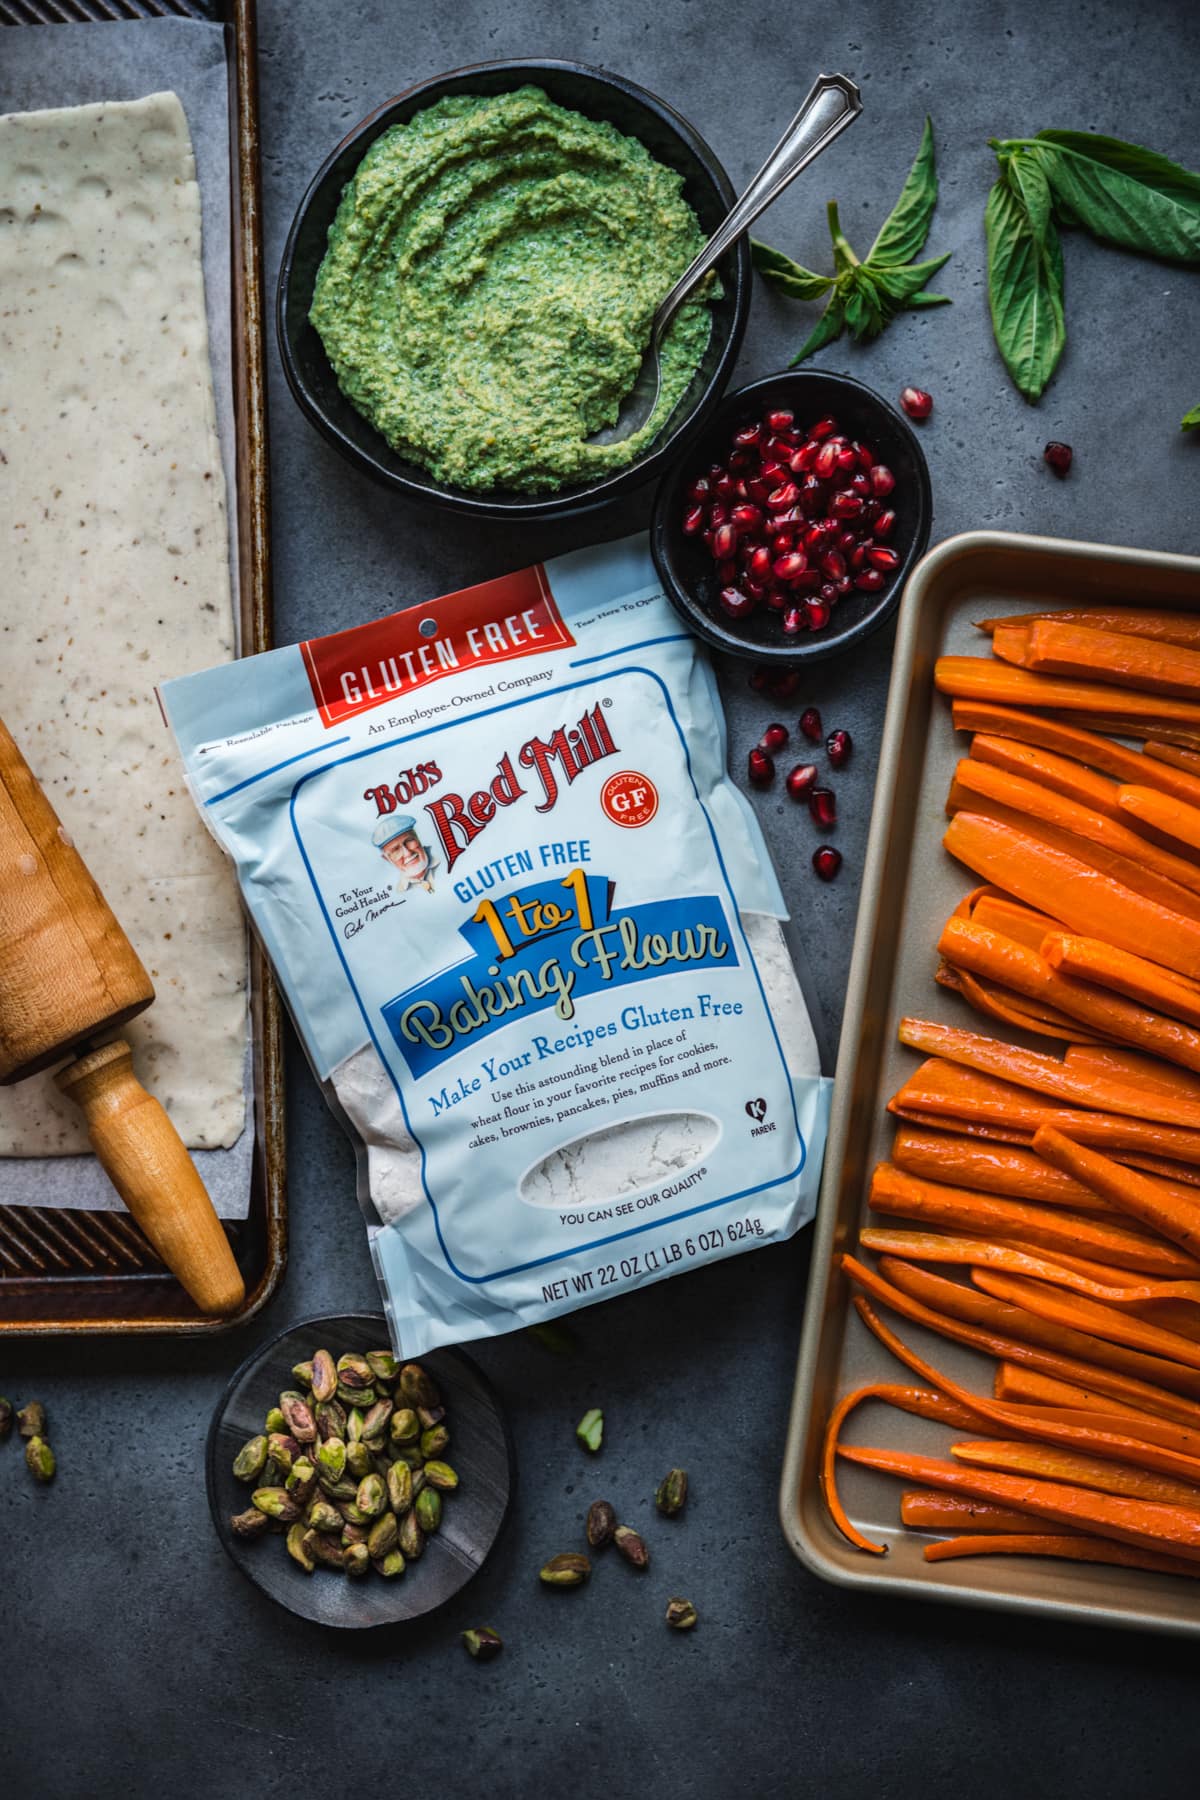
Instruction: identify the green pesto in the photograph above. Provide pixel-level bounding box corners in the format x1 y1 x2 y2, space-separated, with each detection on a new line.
310 87 714 493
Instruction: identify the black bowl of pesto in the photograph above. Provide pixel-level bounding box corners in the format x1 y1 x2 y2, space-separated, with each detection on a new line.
650 370 933 664
277 59 751 521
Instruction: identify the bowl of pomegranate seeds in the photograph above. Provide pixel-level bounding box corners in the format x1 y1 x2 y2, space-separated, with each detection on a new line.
650 371 932 661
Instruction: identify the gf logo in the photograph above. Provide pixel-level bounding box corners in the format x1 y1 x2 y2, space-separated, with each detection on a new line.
745 1097 768 1123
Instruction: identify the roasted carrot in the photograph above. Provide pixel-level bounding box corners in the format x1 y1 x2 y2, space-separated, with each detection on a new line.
1146 740 1200 775
1118 783 1200 857
993 1362 1160 1422
1063 1044 1200 1102
890 1102 1036 1146
1134 726 1200 753
899 1491 1087 1534
949 1440 1200 1510
970 732 1123 817
970 891 1066 952
1043 935 1200 1026
854 1295 1200 1495
1125 1152 1200 1188
977 609 1200 651
1033 1127 1200 1262
934 656 1200 727
899 1017 1200 1128
938 916 1200 1076
1000 620 1200 701
950 757 1200 903
950 700 1200 808
859 1227 1200 1308
939 961 1103 1044
889 1126 1116 1212
921 1533 1200 1576
872 1255 1200 1414
944 812 1200 981
820 1383 981 1555
971 1270 1200 1373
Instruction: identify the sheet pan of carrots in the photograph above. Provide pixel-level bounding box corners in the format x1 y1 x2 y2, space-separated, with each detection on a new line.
782 530 1200 1634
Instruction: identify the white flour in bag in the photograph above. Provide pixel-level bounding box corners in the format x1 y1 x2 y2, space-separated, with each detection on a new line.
163 536 832 1354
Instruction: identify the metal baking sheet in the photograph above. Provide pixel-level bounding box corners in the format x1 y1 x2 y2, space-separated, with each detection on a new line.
0 0 285 1333
780 528 1200 1638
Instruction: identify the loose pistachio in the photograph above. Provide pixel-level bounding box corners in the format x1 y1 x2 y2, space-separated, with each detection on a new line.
397 1363 440 1410
655 1469 688 1518
575 1409 603 1453
345 1440 373 1481
357 1473 387 1519
360 1398 393 1441
389 1407 420 1445
17 1401 46 1441
340 1522 369 1547
414 1486 442 1533
303 1529 345 1570
314 1398 347 1442
386 1460 413 1516
665 1596 698 1631
316 1439 346 1484
463 1627 503 1661
278 1390 316 1444
286 1460 317 1507
290 1360 315 1389
252 1486 300 1522
230 1506 271 1539
25 1435 56 1483
338 1500 370 1527
423 1460 458 1493
586 1500 617 1549
336 1353 373 1390
398 1509 425 1561
265 1433 300 1478
232 1435 268 1483
305 1498 343 1535
420 1424 450 1460
366 1349 398 1383
338 1383 376 1411
318 1475 359 1503
286 1522 315 1572
417 1404 446 1429
264 1407 287 1435
613 1526 649 1569
344 1542 370 1578
310 1349 338 1404
373 1548 406 1579
367 1511 398 1560
539 1553 590 1588
346 1407 367 1444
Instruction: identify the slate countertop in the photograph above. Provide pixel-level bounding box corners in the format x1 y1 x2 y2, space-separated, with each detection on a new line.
8 2 1200 1795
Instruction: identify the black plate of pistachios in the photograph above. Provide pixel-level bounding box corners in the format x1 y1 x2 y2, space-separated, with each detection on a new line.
206 1313 514 1628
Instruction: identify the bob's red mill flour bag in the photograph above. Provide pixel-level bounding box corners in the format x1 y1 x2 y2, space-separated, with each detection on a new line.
163 536 831 1352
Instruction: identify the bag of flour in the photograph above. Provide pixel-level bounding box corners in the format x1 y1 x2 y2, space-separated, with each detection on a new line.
163 535 831 1353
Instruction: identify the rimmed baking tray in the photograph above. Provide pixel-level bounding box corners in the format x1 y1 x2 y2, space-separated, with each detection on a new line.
780 528 1200 1637
0 0 286 1334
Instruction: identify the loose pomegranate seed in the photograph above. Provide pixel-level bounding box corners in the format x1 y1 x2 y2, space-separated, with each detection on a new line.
688 475 711 503
835 574 853 596
835 445 858 473
731 503 764 531
849 543 869 572
852 440 875 470
814 441 840 481
766 407 795 433
719 585 755 619
708 501 729 528
804 598 831 630
813 845 842 881
798 474 825 512
849 471 872 499
874 508 896 540
749 544 773 581
799 706 823 744
803 523 828 551
820 548 847 580
836 527 857 551
758 722 789 754
809 786 837 828
713 523 737 561
855 568 885 592
869 464 896 497
744 578 768 602
832 490 865 519
868 545 900 572
715 472 739 500
809 416 837 440
774 551 809 583
786 762 819 802
1044 440 1073 477
790 442 819 474
682 503 705 535
900 385 933 420
819 581 838 603
748 746 775 786
733 423 763 448
767 482 801 511
781 606 805 636
728 450 752 473
826 728 852 769
763 587 789 611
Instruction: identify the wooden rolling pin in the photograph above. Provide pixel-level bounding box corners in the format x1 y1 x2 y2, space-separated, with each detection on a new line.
0 714 245 1316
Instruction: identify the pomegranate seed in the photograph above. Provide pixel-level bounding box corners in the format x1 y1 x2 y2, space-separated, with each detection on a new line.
748 476 774 504
731 503 764 531
849 471 872 499
820 548 847 580
869 464 896 497
720 585 755 620
713 523 737 560
826 728 852 769
728 451 751 473
804 598 831 630
799 706 823 744
810 786 837 828
786 762 819 802
855 568 885 592
835 574 853 596
803 523 828 551
849 543 868 572
900 385 933 420
760 460 788 485
759 722 789 754
813 845 843 881
715 472 739 500
814 441 840 481
1044 440 1073 477
763 587 789 611
749 544 773 581
868 545 900 572
682 503 705 535
744 578 768 602
781 606 805 637
832 490 865 519
809 416 838 440
767 482 801 512
819 581 838 603
687 475 711 503
733 423 763 448
835 445 858 473
790 442 819 474
766 669 802 702
774 551 809 583
708 502 729 528
852 440 875 470
874 508 896 540
766 408 795 433
747 746 775 786
797 474 825 512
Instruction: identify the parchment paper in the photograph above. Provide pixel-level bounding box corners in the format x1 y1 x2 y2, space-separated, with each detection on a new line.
0 20 253 1220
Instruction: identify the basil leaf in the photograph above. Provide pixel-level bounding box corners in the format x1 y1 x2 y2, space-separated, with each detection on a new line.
868 115 939 266
870 251 952 307
750 239 833 300
985 171 1065 401
1182 403 1200 433
998 143 1054 245
841 271 885 340
904 290 953 308
788 298 845 365
1034 134 1200 265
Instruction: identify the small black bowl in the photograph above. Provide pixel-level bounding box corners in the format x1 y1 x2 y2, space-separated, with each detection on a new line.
650 370 932 662
206 1313 514 1629
277 58 752 524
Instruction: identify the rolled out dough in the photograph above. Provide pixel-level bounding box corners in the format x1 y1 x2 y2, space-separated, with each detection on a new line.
0 91 246 1154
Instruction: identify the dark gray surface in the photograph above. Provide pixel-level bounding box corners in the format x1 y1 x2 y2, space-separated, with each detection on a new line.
7 1 1200 1795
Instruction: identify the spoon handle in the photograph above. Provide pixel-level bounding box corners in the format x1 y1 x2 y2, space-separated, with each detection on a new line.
652 72 862 341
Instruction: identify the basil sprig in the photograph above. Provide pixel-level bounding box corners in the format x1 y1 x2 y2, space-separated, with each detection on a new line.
986 129 1200 416
752 116 951 364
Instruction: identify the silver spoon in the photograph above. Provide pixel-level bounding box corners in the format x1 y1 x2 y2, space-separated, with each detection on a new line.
592 72 863 446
